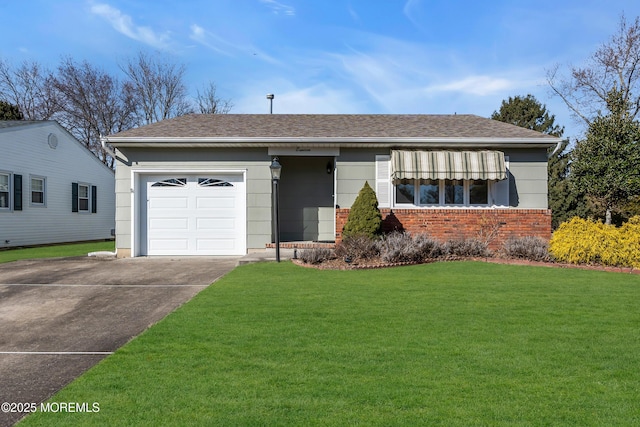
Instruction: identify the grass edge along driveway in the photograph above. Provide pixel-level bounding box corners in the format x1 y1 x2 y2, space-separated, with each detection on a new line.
22 261 640 426
0 241 115 264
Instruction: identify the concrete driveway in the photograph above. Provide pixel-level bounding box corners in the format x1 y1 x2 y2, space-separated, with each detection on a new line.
0 256 239 427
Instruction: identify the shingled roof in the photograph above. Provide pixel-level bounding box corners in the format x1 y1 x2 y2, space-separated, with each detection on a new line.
112 114 558 138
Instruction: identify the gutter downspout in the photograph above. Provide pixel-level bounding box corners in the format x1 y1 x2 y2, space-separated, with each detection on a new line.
548 138 568 158
100 135 117 160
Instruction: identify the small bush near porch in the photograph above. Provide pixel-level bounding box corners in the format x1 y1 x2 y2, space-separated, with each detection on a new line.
23 262 640 426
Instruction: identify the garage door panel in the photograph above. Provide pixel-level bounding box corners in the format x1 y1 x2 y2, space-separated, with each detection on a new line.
196 196 235 209
149 239 189 251
196 218 235 230
150 196 189 209
196 239 236 251
150 217 189 230
144 174 245 256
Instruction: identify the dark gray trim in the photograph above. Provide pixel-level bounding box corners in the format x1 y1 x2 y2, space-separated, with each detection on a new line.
13 174 22 211
71 182 78 212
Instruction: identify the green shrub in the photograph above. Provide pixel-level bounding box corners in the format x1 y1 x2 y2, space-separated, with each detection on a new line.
549 216 640 268
341 181 382 239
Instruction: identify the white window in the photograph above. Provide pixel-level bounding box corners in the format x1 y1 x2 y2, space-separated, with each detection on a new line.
151 178 187 187
198 178 233 187
395 179 491 207
78 184 90 212
31 176 45 206
0 173 9 209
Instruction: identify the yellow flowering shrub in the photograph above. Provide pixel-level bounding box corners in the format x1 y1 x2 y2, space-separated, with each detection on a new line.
549 216 640 268
617 217 640 268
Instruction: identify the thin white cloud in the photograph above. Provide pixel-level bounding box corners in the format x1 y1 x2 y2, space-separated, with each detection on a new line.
189 24 234 56
259 0 295 16
89 2 171 50
426 76 514 96
347 3 361 25
403 0 423 29
233 79 366 114
189 23 282 65
321 34 543 115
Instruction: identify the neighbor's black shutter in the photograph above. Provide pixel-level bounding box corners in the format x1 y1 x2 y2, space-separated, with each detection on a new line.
71 182 78 212
91 185 97 213
13 174 22 211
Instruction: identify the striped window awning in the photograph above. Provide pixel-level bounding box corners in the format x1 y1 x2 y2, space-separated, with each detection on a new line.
391 150 507 181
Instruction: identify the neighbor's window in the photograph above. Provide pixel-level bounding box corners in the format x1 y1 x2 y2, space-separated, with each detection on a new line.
31 177 45 205
0 173 8 208
78 184 89 212
395 179 490 207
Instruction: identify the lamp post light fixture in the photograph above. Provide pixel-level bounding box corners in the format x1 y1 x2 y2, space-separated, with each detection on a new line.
270 157 282 262
266 93 274 114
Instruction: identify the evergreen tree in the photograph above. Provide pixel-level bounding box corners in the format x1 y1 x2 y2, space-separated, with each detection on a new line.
342 181 382 239
491 94 580 228
491 94 564 136
547 139 589 228
571 87 640 224
0 100 23 120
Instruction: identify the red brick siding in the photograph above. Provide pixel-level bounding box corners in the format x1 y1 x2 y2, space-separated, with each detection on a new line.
335 208 551 250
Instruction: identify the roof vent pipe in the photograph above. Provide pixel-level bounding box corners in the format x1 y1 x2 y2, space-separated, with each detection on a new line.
266 94 274 114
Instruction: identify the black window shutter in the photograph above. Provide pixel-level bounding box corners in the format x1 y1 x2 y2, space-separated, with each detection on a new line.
13 174 22 211
72 182 78 212
91 185 97 213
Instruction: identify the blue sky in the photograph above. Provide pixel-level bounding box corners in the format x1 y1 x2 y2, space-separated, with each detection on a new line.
2 0 640 141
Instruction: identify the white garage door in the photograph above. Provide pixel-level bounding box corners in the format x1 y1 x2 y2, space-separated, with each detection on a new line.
143 174 246 256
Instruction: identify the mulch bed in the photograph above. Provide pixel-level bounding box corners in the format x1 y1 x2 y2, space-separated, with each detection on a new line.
292 256 640 274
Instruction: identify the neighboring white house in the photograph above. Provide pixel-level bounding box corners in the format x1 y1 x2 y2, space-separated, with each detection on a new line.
0 120 115 248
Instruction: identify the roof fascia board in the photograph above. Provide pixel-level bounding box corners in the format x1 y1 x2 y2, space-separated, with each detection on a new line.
106 136 562 148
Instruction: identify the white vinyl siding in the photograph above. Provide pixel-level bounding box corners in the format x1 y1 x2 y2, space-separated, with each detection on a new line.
0 122 114 248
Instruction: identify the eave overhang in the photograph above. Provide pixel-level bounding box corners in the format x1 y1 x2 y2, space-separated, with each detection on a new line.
104 136 562 149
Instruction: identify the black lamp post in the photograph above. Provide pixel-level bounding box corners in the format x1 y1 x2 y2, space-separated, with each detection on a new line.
270 157 282 262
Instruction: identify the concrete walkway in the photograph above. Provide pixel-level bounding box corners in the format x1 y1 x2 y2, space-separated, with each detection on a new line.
238 248 298 264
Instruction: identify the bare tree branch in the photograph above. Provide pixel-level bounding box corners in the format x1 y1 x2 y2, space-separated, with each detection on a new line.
0 59 60 120
120 51 193 125
52 57 136 168
195 81 233 114
547 14 640 129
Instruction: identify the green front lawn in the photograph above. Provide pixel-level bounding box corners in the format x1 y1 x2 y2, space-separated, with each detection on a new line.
0 241 115 264
23 261 640 426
